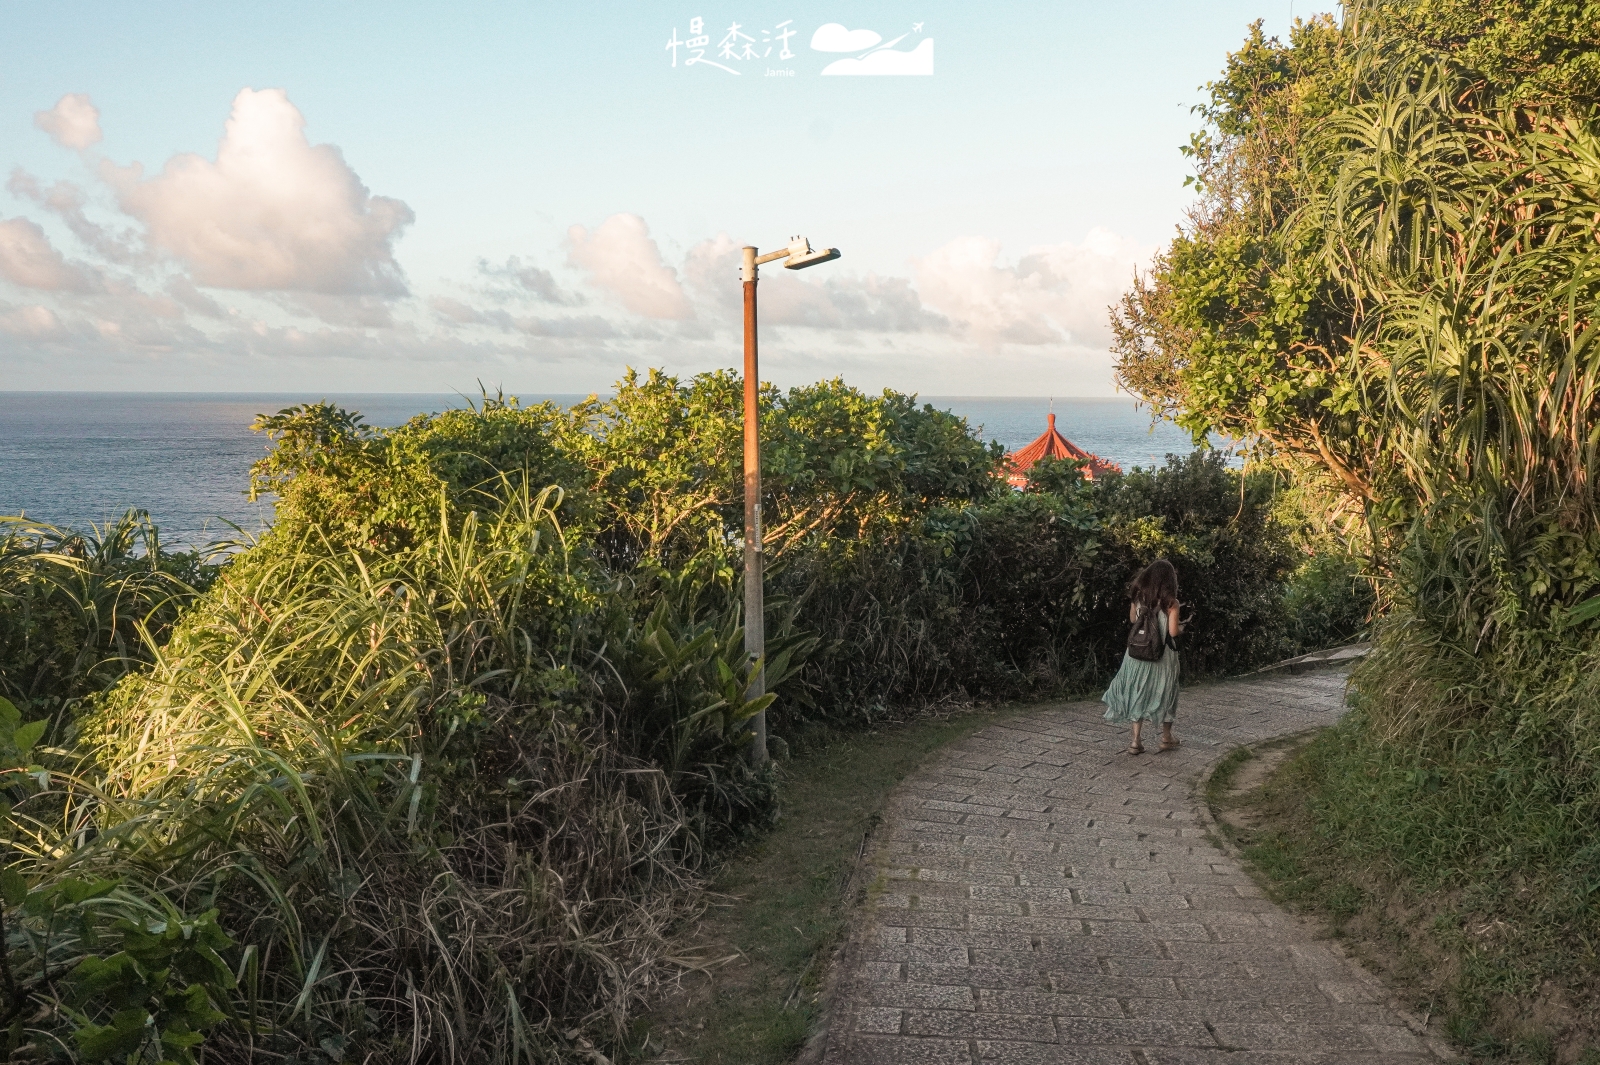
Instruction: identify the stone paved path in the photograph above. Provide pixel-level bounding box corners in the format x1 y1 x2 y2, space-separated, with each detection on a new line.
821 671 1446 1065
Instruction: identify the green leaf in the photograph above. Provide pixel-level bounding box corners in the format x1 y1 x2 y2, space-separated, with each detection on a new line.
0 698 17 735
73 1008 150 1061
0 868 25 908
160 1025 205 1051
1568 595 1600 623
12 720 46 756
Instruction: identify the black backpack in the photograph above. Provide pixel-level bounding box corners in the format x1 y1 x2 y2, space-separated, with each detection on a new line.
1126 605 1165 662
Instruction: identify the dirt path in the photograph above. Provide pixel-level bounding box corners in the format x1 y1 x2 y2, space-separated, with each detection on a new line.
819 671 1449 1064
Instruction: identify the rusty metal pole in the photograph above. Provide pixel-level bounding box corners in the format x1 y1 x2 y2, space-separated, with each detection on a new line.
741 245 767 767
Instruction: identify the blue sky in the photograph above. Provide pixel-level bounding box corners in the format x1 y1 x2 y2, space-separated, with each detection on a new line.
0 0 1326 395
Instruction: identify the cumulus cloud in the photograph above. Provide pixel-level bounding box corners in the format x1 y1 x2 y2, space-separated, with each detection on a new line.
429 296 485 324
0 304 64 338
8 170 141 264
0 217 96 291
681 233 743 308
797 274 947 331
106 88 413 295
280 293 395 328
912 229 1142 346
34 94 102 150
477 256 583 305
0 77 1141 396
428 294 636 340
682 232 946 333
566 213 692 320
512 314 625 339
165 276 227 318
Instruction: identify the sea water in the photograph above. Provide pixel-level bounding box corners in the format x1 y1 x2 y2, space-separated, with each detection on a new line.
0 392 1199 547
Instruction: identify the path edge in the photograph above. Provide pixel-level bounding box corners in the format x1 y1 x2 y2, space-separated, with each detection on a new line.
1196 734 1459 1062
796 816 882 1065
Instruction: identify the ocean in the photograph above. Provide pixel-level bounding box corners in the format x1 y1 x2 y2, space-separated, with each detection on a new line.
0 392 1199 547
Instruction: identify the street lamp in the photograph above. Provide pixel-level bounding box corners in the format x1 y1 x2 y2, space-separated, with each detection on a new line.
741 236 841 766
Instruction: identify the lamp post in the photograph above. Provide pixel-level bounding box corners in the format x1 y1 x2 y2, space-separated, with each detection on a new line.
741 236 841 766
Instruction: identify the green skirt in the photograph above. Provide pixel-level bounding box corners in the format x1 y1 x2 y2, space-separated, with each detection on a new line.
1102 616 1180 725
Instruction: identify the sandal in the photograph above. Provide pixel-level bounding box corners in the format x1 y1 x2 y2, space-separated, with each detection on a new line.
1126 744 1145 755
1158 738 1181 753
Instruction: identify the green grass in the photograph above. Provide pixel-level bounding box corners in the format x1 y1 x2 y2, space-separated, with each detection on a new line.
1213 717 1600 1063
1204 745 1255 801
626 704 1029 1065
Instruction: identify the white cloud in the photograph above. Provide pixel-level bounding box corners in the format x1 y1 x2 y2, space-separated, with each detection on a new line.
8 170 141 265
796 275 947 332
0 78 1140 398
682 232 945 333
0 217 96 291
477 255 583 305
0 304 64 338
810 24 883 52
279 293 395 328
566 213 692 320
429 296 484 324
106 88 413 295
34 94 102 150
912 230 1141 346
511 314 626 339
428 294 642 340
165 276 227 318
681 233 743 309
822 39 934 76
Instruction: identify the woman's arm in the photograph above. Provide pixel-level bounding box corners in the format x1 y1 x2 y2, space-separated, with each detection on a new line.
1129 601 1139 623
1167 602 1183 637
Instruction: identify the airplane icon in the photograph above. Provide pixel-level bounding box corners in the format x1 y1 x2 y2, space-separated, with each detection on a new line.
913 22 923 32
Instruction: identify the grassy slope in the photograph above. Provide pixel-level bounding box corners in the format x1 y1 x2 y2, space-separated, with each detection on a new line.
627 705 1028 1065
1209 731 1600 1065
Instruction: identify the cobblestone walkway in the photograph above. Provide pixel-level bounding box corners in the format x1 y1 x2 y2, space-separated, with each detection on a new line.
821 671 1445 1065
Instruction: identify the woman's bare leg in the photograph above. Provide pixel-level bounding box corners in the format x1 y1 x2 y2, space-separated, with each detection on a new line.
1130 721 1144 752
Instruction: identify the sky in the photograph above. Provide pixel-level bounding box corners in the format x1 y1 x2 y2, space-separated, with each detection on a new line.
0 0 1328 396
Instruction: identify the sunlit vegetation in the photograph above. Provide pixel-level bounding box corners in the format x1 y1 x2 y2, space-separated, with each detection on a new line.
1115 0 1600 1055
0 371 1355 1062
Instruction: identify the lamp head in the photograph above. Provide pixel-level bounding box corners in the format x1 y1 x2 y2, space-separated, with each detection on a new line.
783 235 842 270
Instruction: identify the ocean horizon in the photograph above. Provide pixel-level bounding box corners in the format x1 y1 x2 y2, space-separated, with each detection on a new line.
0 391 1203 547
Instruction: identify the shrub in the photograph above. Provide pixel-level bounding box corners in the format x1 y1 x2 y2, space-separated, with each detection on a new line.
773 450 1299 727
1 375 1314 1062
0 511 212 722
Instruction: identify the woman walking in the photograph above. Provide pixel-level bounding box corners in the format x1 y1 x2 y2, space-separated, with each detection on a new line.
1103 559 1183 755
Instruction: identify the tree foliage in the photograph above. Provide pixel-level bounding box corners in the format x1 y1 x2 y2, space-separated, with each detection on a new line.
1114 0 1600 646
1120 6 1600 1049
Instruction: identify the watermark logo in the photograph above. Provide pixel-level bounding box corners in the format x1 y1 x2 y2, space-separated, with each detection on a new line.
664 17 931 77
812 22 933 75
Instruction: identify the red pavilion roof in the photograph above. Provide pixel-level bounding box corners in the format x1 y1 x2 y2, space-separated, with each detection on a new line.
1005 413 1122 489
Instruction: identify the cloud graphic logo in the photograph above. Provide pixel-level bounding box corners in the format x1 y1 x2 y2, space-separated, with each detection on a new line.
811 23 933 76
810 23 883 52
821 37 934 76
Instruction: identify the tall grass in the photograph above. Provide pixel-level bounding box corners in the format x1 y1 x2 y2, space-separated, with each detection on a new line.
0 511 212 720
31 485 703 1062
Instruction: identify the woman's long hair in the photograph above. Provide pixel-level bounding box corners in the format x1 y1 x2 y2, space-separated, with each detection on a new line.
1128 558 1179 613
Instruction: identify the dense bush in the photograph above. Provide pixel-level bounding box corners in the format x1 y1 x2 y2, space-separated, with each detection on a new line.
775 450 1300 726
1113 0 1600 1053
0 373 1336 1063
0 511 213 720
